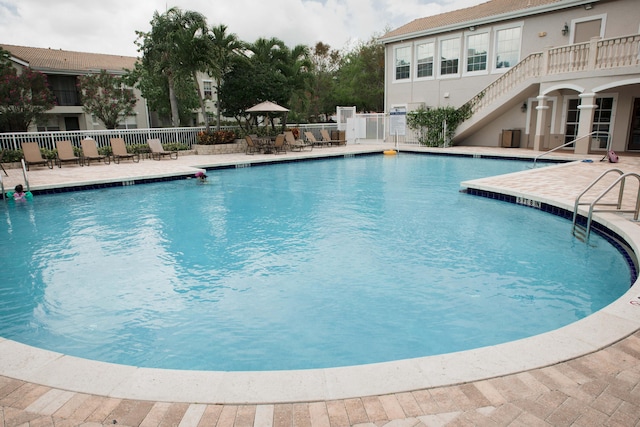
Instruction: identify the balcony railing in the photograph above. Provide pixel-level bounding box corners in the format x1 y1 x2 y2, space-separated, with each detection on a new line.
462 33 640 117
52 89 82 106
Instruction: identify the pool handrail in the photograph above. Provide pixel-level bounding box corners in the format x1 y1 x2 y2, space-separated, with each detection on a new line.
532 131 610 168
573 170 640 240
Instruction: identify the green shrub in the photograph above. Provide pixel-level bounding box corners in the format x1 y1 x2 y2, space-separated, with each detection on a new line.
197 130 237 145
163 142 189 151
98 146 112 156
2 149 22 163
407 106 473 147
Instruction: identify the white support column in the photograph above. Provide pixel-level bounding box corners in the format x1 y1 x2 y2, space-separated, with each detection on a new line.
533 95 549 152
576 92 597 155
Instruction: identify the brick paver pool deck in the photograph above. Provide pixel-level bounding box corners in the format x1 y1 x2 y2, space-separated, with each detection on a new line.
1 144 639 426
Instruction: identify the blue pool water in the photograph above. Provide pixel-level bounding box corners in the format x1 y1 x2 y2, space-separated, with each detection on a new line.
0 154 632 371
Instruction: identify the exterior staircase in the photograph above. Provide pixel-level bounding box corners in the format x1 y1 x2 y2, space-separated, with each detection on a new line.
454 34 640 141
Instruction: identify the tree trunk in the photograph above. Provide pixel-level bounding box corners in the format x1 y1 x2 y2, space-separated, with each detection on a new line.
167 72 180 127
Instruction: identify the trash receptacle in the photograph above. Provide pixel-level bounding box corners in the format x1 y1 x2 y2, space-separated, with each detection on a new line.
501 129 521 148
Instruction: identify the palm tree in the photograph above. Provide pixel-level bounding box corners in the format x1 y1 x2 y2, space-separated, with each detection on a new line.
278 44 312 128
209 24 244 130
137 7 209 127
249 37 287 68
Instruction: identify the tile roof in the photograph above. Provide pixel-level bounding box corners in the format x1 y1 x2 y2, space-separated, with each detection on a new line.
380 0 585 41
0 44 137 73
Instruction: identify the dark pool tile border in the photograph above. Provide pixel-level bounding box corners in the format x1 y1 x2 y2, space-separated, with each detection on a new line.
31 174 192 196
411 150 567 164
28 152 382 196
463 187 639 284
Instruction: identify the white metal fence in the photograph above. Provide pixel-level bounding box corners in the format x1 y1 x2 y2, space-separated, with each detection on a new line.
0 124 343 151
0 116 428 151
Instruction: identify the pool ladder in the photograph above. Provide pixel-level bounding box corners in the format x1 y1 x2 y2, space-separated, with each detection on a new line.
572 168 640 241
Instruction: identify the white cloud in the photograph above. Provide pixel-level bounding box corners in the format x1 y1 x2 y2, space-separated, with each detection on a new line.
0 0 485 57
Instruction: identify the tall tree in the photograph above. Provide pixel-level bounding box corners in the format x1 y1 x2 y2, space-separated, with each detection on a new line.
135 7 209 127
78 70 137 129
334 36 385 112
306 42 342 121
246 38 311 126
276 43 311 126
0 48 55 132
209 24 244 130
218 55 288 131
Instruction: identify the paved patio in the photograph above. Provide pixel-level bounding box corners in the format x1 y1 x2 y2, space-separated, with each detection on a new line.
1 144 640 426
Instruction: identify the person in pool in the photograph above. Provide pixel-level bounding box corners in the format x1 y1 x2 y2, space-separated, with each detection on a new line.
13 184 26 201
195 171 208 183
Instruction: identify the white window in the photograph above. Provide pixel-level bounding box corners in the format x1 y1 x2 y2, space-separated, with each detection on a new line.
117 115 138 130
203 80 213 98
440 38 460 76
465 32 489 73
394 46 411 81
415 41 434 79
495 26 521 70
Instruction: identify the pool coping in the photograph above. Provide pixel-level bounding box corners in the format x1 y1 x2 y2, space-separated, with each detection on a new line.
1 146 639 404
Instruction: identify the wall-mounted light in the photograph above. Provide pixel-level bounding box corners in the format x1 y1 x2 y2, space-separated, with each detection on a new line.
521 102 527 113
562 22 569 36
469 26 476 31
584 3 593 10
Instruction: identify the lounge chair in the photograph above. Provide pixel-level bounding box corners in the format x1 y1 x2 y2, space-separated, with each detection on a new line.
272 134 286 154
304 131 328 148
0 149 8 176
21 142 53 171
321 129 346 146
55 140 81 168
110 138 140 163
80 138 110 166
148 139 178 160
244 135 262 154
284 131 312 152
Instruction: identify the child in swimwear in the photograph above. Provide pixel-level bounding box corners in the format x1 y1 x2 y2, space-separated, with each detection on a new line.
195 171 208 183
13 184 26 201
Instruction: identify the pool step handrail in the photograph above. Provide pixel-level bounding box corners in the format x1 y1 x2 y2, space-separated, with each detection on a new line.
532 131 610 168
572 169 640 240
21 159 30 192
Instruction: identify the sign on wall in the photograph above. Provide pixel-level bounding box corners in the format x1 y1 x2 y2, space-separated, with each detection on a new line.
389 106 407 136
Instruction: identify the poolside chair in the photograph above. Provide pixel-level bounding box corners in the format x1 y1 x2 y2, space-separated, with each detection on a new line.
244 135 261 155
55 140 82 168
148 139 178 160
110 138 140 163
0 149 8 176
284 131 312 152
21 142 53 171
80 138 110 166
320 129 346 146
272 134 287 154
304 131 327 148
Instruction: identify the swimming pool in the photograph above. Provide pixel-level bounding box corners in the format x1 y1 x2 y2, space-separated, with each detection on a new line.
0 154 632 371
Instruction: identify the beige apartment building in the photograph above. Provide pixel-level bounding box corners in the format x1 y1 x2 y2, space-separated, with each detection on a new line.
1 44 218 131
380 0 640 154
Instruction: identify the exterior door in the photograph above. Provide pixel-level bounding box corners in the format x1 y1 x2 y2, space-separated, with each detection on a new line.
628 98 640 151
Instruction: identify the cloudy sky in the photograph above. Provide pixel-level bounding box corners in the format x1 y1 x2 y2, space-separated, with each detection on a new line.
0 0 486 57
